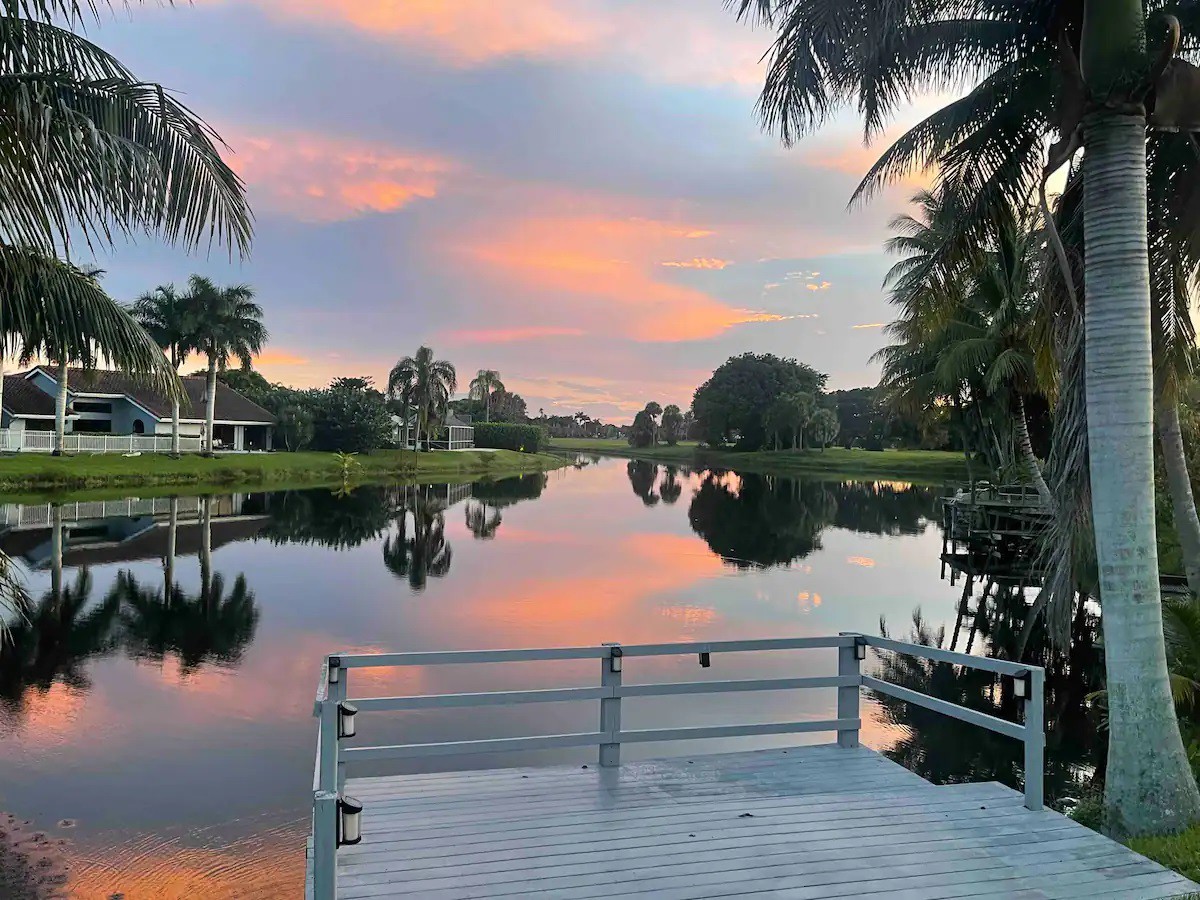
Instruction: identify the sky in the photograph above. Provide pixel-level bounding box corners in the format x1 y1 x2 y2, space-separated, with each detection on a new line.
86 0 930 423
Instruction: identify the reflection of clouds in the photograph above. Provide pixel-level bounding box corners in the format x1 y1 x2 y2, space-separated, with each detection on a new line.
1 681 94 750
846 556 877 568
796 591 823 612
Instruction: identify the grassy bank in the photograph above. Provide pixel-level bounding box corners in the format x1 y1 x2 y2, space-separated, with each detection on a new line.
551 438 970 480
0 449 567 496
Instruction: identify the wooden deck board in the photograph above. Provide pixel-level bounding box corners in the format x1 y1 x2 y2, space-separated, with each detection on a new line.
335 744 1199 899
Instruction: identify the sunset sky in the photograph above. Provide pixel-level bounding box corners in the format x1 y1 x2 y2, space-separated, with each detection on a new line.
88 0 928 422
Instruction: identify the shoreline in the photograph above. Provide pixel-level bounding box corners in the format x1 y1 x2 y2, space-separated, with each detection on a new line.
549 439 971 482
0 449 568 501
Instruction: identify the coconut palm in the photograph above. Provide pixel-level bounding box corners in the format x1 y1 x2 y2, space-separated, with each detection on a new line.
468 370 505 423
388 347 456 452
182 276 266 455
133 284 194 455
810 408 840 450
734 0 1200 832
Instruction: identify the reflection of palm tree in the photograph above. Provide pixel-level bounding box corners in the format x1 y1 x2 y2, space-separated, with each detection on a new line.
262 485 398 549
626 460 659 506
0 568 119 710
659 466 683 505
383 492 452 590
874 609 1103 807
464 500 502 539
116 569 259 675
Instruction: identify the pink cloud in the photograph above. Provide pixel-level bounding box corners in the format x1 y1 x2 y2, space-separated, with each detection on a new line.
444 326 585 345
226 129 455 222
661 257 732 270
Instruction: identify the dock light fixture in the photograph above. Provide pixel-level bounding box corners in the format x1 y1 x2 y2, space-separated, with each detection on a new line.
854 638 867 661
338 796 363 846
699 651 711 668
1013 670 1031 700
337 702 358 739
327 656 341 684
608 646 623 673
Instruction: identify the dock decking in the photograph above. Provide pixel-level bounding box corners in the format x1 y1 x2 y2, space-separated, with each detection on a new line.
309 635 1199 899
333 745 1198 899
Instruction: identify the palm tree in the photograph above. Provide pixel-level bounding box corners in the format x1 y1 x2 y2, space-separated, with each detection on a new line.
735 0 1200 833
133 285 194 455
468 370 505 423
388 347 456 452
383 492 452 590
182 276 266 455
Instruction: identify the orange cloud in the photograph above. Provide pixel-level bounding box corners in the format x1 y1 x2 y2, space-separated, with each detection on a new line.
254 348 310 367
227 129 454 222
853 322 888 329
444 326 585 345
806 281 832 291
460 214 796 342
661 257 732 270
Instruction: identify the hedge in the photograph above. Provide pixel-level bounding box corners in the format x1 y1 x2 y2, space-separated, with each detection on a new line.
473 422 546 453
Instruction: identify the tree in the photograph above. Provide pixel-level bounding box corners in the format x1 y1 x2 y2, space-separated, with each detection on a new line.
468 370 505 423
810 408 840 450
310 378 392 454
644 402 663 445
627 410 656 449
388 347 456 452
276 404 315 452
693 353 825 450
182 276 266 455
133 284 194 455
762 396 798 451
661 404 684 446
736 0 1200 836
787 392 817 449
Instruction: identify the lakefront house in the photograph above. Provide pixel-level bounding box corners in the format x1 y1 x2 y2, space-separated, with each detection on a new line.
0 367 275 453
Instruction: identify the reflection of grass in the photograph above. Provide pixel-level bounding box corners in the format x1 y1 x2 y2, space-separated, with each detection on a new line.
549 438 969 479
0 449 567 496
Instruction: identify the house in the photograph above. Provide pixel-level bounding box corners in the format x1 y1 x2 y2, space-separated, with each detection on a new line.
390 411 474 450
1 367 276 452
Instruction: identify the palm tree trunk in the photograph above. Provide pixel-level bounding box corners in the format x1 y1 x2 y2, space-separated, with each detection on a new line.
0 352 7 436
50 503 63 602
1159 402 1200 595
204 355 218 455
1013 395 1052 505
53 359 68 456
199 495 212 602
1083 103 1200 835
485 390 490 423
170 347 181 456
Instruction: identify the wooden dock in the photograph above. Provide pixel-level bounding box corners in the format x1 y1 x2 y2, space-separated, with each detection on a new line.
308 636 1200 899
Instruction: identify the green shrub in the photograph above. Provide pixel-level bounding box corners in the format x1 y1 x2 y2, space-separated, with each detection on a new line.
474 422 545 453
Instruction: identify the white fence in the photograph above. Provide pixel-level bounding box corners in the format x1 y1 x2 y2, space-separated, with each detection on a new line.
0 496 204 529
0 430 202 454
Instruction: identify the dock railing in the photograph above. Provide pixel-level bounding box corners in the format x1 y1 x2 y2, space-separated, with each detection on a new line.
307 633 1045 900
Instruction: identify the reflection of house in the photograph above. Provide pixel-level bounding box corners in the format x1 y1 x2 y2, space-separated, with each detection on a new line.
1 367 275 452
390 412 474 450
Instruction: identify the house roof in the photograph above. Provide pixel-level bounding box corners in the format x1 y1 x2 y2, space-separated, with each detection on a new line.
445 412 474 428
3 375 57 417
27 368 275 424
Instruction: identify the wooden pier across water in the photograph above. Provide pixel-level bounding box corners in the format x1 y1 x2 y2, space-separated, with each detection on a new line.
307 635 1200 899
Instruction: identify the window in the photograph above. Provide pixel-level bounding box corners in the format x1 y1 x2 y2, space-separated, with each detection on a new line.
73 400 112 414
72 419 112 433
132 419 145 434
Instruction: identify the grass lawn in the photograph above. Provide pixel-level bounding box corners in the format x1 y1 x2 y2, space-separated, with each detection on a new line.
0 448 567 497
550 438 969 481
1128 826 1200 885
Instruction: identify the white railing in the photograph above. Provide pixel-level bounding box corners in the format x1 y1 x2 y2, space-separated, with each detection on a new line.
0 430 202 454
0 496 204 529
307 634 1046 899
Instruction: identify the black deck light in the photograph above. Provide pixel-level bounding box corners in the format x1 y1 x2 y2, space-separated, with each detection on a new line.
699 651 711 668
337 702 358 739
338 796 363 846
609 646 623 673
328 655 341 684
1013 670 1031 700
854 637 867 661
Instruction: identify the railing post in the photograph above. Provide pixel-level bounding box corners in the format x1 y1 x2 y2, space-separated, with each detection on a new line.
837 633 862 748
599 643 622 767
1023 667 1045 810
319 658 340 792
312 791 338 900
333 668 348 792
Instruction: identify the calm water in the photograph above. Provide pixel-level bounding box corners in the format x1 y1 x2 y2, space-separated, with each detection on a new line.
0 456 1098 898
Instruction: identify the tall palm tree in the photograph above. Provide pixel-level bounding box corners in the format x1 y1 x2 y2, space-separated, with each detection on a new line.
133 285 194 455
182 276 266 455
388 347 456 452
735 0 1200 833
468 369 505 423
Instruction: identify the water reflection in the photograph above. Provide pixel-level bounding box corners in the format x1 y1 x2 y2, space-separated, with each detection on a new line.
384 491 452 591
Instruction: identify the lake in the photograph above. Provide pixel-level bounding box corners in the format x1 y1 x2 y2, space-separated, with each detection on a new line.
0 455 1100 898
